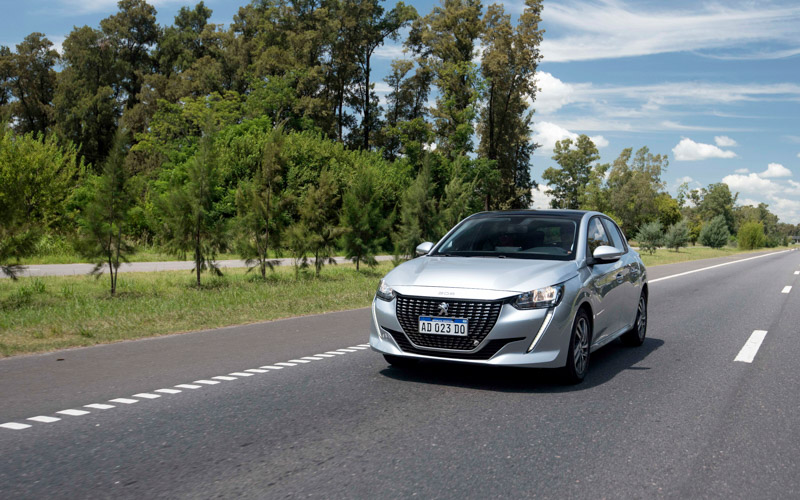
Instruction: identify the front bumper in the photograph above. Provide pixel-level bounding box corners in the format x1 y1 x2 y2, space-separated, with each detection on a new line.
368 289 574 368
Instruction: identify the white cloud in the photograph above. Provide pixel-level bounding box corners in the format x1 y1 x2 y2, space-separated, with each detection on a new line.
539 0 800 62
531 184 554 209
533 72 587 114
59 0 184 14
797 152 800 158
714 135 737 147
738 198 761 208
759 163 792 178
374 42 407 60
672 138 737 161
722 173 780 194
531 121 607 154
735 168 750 174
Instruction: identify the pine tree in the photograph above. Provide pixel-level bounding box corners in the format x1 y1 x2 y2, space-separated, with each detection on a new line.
298 169 344 277
340 166 390 270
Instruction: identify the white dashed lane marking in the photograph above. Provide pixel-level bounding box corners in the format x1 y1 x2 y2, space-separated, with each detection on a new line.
795 271 799 275
735 330 768 363
782 286 792 294
57 409 90 416
110 398 138 404
28 416 60 423
0 423 31 430
133 393 161 399
2 343 371 431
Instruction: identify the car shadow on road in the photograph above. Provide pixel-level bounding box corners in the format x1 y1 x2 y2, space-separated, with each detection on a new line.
378 337 665 393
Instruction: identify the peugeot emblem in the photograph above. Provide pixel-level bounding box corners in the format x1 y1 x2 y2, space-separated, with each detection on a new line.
438 302 449 316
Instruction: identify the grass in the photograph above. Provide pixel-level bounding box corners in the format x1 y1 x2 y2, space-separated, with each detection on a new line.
17 250 243 265
638 245 791 267
0 263 391 358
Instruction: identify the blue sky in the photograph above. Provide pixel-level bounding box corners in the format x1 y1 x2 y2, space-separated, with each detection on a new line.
2 0 799 222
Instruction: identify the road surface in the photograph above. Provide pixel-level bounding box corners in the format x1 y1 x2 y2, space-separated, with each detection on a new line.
1 249 799 498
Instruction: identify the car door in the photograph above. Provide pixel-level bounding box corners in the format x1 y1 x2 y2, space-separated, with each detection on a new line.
586 216 627 341
602 217 639 330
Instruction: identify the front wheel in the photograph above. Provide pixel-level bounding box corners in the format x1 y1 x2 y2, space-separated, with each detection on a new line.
383 354 418 368
562 310 591 384
621 292 647 347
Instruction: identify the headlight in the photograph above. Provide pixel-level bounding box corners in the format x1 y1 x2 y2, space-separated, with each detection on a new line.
512 284 564 309
376 279 395 301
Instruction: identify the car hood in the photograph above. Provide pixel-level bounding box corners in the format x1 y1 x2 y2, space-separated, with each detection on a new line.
384 256 579 293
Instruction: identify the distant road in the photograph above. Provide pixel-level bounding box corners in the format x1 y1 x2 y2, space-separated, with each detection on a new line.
2 255 394 278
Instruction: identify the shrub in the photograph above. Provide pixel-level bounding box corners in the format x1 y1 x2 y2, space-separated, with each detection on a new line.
635 221 663 255
699 215 730 249
738 221 766 250
663 220 689 252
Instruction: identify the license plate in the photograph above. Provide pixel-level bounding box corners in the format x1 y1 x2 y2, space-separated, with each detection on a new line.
418 316 469 336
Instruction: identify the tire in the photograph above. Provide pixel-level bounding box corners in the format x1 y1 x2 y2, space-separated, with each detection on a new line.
621 292 647 347
383 354 418 368
562 309 591 385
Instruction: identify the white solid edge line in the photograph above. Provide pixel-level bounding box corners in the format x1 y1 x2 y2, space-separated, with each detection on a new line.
110 398 138 404
649 249 791 284
782 286 792 294
56 409 90 416
28 416 61 423
85 403 115 409
132 393 161 399
735 330 768 363
155 389 181 394
0 422 31 430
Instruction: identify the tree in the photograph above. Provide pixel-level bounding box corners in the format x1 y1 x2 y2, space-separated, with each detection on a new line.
699 215 730 249
395 160 439 257
655 193 681 228
477 0 542 209
542 135 599 209
234 123 289 278
738 221 766 250
408 0 484 158
75 131 135 295
3 33 58 135
340 166 389 270
698 183 737 233
298 168 344 277
663 220 689 252
635 221 663 255
161 128 227 286
607 146 668 235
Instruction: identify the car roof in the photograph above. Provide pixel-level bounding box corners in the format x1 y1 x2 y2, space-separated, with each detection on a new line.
469 209 590 219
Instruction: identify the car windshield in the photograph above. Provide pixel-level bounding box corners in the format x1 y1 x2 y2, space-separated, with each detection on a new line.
431 215 579 261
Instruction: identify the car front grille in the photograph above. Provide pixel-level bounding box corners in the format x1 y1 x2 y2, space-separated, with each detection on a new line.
394 294 504 351
383 328 522 360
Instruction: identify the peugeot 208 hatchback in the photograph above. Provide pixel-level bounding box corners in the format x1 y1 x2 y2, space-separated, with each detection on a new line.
369 210 648 383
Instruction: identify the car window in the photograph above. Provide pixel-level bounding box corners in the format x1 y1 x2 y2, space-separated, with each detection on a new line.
432 215 580 261
586 217 611 255
601 218 626 251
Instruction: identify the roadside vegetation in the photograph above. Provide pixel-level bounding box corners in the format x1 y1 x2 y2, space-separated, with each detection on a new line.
0 263 392 357
638 245 791 267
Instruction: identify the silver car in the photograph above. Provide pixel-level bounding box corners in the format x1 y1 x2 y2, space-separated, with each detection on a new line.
369 210 648 383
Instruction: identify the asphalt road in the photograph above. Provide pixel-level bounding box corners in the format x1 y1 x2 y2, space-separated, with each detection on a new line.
3 255 394 278
1 249 799 498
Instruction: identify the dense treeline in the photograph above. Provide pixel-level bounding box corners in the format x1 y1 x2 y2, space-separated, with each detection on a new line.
542 134 799 253
1 0 545 287
1 0 797 289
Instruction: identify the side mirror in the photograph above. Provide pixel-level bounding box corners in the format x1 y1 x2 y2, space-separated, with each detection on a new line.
592 245 623 263
415 242 434 256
